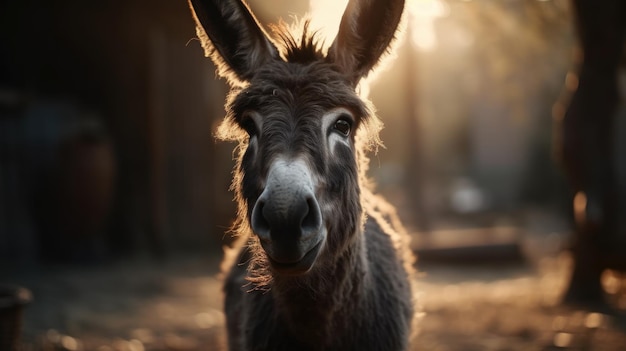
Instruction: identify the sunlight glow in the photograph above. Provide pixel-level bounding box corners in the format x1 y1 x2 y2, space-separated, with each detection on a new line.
573 191 587 226
601 270 621 295
308 0 448 52
553 332 573 348
584 312 604 329
407 0 449 51
308 0 349 48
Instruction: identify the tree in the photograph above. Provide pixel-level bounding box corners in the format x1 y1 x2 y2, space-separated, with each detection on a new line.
556 0 626 306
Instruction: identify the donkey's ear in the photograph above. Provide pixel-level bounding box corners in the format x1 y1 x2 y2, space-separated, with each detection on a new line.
189 0 280 85
327 0 405 85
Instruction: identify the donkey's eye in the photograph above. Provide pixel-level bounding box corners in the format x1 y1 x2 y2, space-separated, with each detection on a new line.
333 118 352 137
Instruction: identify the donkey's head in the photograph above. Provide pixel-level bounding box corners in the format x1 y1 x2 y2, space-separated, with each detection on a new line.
190 0 404 276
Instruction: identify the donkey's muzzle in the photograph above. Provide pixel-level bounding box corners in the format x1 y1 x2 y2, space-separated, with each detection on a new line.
250 160 325 275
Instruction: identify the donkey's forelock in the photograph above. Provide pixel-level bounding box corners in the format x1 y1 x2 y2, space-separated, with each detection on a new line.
273 20 327 64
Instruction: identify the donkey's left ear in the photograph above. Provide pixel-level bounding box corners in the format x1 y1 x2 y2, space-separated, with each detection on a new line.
327 0 405 85
189 0 280 85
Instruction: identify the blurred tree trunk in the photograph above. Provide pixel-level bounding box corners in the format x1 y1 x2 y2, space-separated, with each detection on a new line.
557 0 626 305
403 32 431 234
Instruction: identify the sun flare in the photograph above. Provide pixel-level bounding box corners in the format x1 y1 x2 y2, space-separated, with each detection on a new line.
308 0 448 52
307 0 348 47
406 0 449 51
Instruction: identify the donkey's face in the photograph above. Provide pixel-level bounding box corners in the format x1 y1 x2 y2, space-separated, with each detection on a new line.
231 62 369 275
189 0 404 275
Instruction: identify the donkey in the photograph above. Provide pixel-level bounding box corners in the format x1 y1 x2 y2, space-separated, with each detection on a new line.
188 0 416 349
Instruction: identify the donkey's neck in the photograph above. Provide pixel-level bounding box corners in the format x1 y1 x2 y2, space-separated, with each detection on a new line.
270 231 370 344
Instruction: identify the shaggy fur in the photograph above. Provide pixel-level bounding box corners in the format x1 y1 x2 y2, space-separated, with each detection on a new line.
188 0 416 350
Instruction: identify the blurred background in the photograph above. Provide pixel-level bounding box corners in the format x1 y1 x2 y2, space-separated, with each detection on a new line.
1 0 625 350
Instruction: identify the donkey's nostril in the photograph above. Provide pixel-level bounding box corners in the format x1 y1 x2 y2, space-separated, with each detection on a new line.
251 199 271 240
301 196 322 233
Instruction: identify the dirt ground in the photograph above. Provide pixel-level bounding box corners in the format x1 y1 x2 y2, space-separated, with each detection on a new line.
5 242 626 351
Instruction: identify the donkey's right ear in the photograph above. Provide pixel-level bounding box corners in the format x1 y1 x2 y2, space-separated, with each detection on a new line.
189 0 280 85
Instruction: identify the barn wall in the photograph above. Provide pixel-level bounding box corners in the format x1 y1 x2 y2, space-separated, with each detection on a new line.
0 0 235 262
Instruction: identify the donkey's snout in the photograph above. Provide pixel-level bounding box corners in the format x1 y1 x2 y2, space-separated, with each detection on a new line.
249 159 325 273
